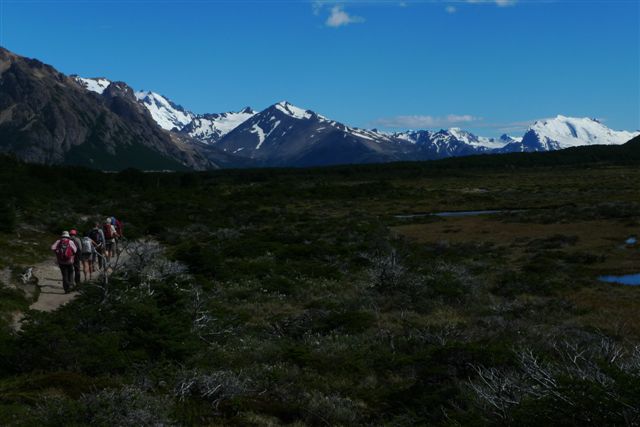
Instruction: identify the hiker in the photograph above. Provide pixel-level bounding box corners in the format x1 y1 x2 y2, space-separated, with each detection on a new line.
51 231 77 293
112 216 124 238
88 222 105 270
80 233 97 282
69 229 83 287
111 216 124 254
103 218 117 262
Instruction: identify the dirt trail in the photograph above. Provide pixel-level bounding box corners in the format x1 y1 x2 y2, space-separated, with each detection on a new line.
29 259 79 312
10 259 79 330
11 246 131 330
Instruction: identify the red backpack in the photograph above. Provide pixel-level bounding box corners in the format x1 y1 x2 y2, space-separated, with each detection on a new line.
103 223 114 239
55 238 75 264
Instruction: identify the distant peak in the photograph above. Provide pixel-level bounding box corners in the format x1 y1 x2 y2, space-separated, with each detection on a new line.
526 114 637 148
275 100 305 110
273 101 312 120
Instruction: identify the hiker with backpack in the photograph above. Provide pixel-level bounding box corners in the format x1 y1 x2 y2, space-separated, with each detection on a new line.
69 229 83 287
103 218 117 262
80 233 97 282
51 231 78 293
88 222 105 270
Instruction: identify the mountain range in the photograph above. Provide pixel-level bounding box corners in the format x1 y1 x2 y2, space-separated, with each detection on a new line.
1 47 637 170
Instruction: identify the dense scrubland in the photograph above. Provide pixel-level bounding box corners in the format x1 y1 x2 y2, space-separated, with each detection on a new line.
0 152 639 426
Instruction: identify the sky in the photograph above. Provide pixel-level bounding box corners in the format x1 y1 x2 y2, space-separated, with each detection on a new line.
0 0 638 137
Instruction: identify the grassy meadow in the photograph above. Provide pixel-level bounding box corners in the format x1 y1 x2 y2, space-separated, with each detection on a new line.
0 155 639 425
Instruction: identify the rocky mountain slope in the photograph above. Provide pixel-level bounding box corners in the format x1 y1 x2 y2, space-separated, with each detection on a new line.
76 77 257 145
212 101 414 166
0 48 223 170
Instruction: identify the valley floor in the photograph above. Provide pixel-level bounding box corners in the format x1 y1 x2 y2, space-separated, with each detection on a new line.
0 159 638 425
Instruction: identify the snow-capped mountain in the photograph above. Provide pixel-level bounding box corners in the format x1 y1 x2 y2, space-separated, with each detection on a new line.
428 130 492 157
215 101 411 166
216 101 332 157
73 76 254 139
180 107 256 144
532 116 637 147
74 76 195 131
70 76 639 167
500 115 639 153
9 49 634 170
448 128 507 150
391 130 489 159
75 77 195 131
392 129 521 154
214 105 640 165
134 90 194 131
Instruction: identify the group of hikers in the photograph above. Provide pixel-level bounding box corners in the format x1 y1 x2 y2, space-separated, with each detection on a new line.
50 217 124 293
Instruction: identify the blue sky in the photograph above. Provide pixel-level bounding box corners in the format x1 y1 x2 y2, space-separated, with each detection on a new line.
1 0 638 136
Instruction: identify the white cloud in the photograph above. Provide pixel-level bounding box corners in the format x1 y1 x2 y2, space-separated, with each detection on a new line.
373 114 480 129
314 0 516 28
326 5 365 27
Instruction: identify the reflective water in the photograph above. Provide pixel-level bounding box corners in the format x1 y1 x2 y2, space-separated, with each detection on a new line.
599 274 640 286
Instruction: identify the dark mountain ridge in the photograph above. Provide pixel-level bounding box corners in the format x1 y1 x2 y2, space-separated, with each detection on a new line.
0 47 232 170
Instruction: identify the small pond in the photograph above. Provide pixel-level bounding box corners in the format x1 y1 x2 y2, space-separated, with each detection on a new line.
599 274 640 286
